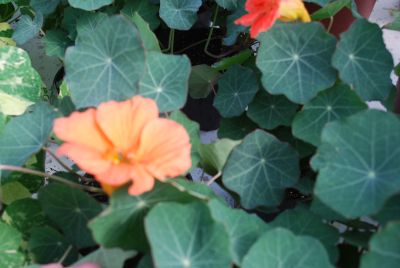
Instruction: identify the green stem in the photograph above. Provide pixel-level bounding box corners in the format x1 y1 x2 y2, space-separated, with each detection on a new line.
170 29 175 54
0 165 104 193
204 5 220 58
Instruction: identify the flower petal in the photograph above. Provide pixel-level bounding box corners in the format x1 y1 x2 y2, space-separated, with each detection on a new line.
53 109 111 153
57 143 111 175
136 118 191 180
95 163 134 186
128 165 155 195
250 12 279 38
96 96 158 153
279 0 311 22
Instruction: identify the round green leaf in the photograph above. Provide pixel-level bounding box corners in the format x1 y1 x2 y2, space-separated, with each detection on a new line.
256 22 337 104
12 13 43 45
31 0 60 15
360 222 400 268
208 199 269 265
242 228 334 268
332 19 394 101
145 202 232 268
28 226 78 265
89 182 195 251
218 114 257 140
43 30 72 59
159 0 202 30
0 46 42 115
372 194 400 226
65 15 146 108
38 184 102 249
74 248 136 268
223 0 246 46
213 65 259 117
223 130 300 208
68 0 113 11
215 0 238 10
4 198 46 235
129 12 161 52
122 0 160 30
139 52 191 112
0 221 25 268
0 181 31 205
199 138 240 175
270 206 339 262
292 84 367 146
189 64 220 99
313 110 400 218
76 12 108 38
170 111 201 171
0 102 56 169
247 90 298 130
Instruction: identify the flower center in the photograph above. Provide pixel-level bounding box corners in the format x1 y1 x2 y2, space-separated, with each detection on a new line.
105 149 131 164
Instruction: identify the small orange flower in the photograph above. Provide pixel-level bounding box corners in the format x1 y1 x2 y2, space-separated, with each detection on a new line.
53 96 191 196
235 0 311 38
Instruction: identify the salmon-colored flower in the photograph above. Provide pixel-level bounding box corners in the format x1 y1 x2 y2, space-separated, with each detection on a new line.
53 96 191 196
235 0 311 38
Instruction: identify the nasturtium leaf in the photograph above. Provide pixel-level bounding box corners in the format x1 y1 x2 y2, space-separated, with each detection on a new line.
223 130 300 208
0 221 25 268
38 183 102 249
216 0 238 10
360 222 400 268
293 176 314 195
28 226 78 265
242 228 334 268
384 10 400 31
0 22 16 47
304 0 330 6
159 0 202 30
31 0 60 15
224 0 246 46
313 110 400 218
0 112 5 132
271 126 316 158
0 2 14 21
62 7 88 39
4 198 46 235
139 52 191 112
122 0 160 30
65 15 146 108
89 182 195 251
12 13 43 45
68 0 113 11
310 197 347 222
213 65 259 117
218 114 257 140
199 138 240 175
247 90 298 130
0 181 31 205
342 230 372 248
170 111 201 171
212 49 253 71
208 199 269 265
75 12 108 40
169 178 219 200
74 248 136 268
256 22 337 104
332 19 394 101
145 202 232 268
311 0 350 20
292 84 367 146
0 46 42 115
0 102 56 169
270 206 339 262
137 254 153 268
189 64 220 99
373 194 400 226
43 30 72 58
0 0 13 3
129 12 160 52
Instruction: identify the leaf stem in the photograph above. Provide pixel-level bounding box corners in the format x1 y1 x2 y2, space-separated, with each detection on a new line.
43 147 88 182
327 16 334 33
0 165 104 193
207 171 221 186
58 245 72 264
204 5 220 58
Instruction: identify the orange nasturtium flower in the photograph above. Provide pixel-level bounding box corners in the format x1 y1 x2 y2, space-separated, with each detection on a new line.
53 96 191 196
235 0 311 38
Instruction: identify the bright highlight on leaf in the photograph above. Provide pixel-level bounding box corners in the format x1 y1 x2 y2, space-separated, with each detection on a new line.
235 0 311 38
53 96 192 196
